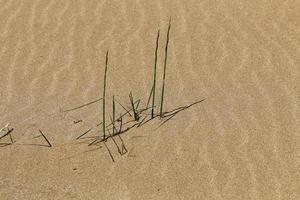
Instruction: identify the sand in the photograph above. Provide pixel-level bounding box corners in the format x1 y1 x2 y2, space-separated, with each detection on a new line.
0 0 300 199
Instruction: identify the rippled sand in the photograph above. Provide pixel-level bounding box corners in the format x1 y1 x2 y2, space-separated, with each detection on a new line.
0 0 299 199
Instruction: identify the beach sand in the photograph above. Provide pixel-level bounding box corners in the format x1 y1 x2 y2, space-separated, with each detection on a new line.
0 0 299 199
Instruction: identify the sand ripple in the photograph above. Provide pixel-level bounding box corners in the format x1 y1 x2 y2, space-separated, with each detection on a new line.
0 0 299 199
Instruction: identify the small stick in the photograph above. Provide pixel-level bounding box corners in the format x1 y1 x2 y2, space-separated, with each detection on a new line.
88 138 99 146
137 105 155 114
107 129 122 155
159 112 178 127
137 115 148 127
76 127 93 140
38 129 52 147
117 100 132 117
96 122 103 127
103 141 115 162
99 123 138 142
63 98 102 112
73 120 83 124
111 99 140 123
159 99 205 127
117 134 128 154
163 99 205 117
160 18 171 117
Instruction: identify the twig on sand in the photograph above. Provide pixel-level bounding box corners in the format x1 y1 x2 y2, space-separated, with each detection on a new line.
107 128 122 155
117 134 128 154
73 120 83 124
76 127 94 140
62 98 102 112
117 100 132 117
159 99 205 127
103 141 115 162
38 129 52 147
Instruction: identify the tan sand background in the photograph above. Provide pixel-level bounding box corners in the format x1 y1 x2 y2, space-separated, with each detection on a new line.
0 0 300 199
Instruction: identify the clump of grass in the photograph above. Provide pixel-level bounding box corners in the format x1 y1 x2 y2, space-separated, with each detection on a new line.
72 19 205 161
151 30 160 119
102 51 109 140
160 18 171 118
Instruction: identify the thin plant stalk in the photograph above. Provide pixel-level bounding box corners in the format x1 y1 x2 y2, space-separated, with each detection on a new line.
119 114 123 133
103 141 115 162
103 51 109 140
151 30 160 118
160 18 171 117
146 85 154 109
112 95 116 135
129 91 139 121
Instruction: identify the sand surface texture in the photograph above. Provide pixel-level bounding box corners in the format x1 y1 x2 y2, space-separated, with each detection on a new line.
0 0 300 199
